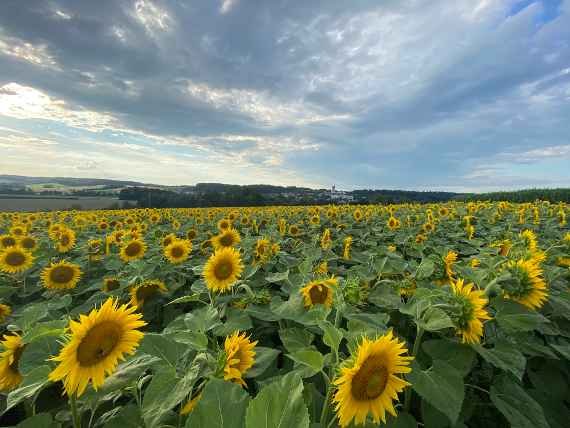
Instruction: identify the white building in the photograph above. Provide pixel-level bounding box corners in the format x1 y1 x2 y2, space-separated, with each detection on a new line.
330 185 354 202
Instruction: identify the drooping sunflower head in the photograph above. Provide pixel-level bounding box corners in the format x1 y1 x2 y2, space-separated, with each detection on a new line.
48 298 146 397
180 393 203 415
120 239 147 262
0 333 25 391
223 331 258 387
0 304 12 322
332 331 413 427
449 279 491 344
164 239 192 264
254 238 271 264
18 236 38 252
41 260 82 290
314 260 328 275
502 258 548 310
0 246 34 274
102 277 121 293
0 235 17 249
203 247 244 293
321 228 332 250
343 236 353 260
444 251 458 279
212 228 241 250
300 277 337 308
129 280 167 308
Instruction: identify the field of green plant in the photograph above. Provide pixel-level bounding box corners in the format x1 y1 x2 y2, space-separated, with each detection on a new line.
0 202 569 428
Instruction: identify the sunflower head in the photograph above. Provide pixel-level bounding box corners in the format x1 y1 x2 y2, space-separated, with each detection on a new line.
422 222 435 233
449 279 491 344
57 228 76 253
120 239 147 262
129 280 167 308
48 298 146 397
181 393 203 415
186 228 198 241
41 260 82 290
0 304 12 322
217 218 232 231
288 224 301 237
19 236 37 252
212 228 241 250
223 331 258 387
102 277 121 292
0 246 34 274
444 251 458 279
332 332 413 427
300 277 337 308
164 239 192 264
0 334 24 391
0 235 17 249
503 258 548 310
387 217 400 230
203 247 244 293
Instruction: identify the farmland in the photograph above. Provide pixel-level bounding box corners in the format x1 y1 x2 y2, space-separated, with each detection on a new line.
0 202 569 428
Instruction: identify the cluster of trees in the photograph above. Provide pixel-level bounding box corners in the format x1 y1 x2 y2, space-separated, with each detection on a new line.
463 188 570 203
351 189 463 204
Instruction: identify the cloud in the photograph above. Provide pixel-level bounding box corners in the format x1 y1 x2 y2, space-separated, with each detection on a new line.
0 0 569 191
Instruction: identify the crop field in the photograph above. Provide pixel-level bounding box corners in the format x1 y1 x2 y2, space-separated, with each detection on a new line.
0 202 569 428
0 197 125 213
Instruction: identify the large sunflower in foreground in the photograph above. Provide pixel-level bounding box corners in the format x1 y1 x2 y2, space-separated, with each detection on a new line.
129 280 167 308
203 247 243 293
0 246 34 274
223 331 257 387
332 332 413 427
41 260 82 290
503 258 548 310
449 279 491 344
212 228 241 250
300 277 337 308
49 298 146 397
164 239 192 264
119 239 147 262
0 334 25 391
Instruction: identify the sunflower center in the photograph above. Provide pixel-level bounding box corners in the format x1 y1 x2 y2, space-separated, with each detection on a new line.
5 251 26 267
214 260 233 280
2 237 16 247
77 321 122 366
21 238 35 249
61 235 70 246
351 356 389 400
309 284 329 305
219 234 234 247
50 266 75 284
170 246 185 258
125 242 142 257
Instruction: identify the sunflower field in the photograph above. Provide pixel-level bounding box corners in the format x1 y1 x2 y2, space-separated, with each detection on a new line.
0 202 569 428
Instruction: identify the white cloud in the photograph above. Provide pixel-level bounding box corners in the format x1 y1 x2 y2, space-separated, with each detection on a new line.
220 0 238 14
0 34 60 69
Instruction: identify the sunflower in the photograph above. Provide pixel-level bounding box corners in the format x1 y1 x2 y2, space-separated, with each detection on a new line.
223 331 257 387
200 239 212 255
217 218 232 231
438 207 450 217
321 228 332 250
470 258 481 268
120 239 147 262
444 251 458 280
102 278 121 292
343 236 353 260
353 209 363 222
332 332 413 427
48 298 146 397
314 260 328 275
164 240 192 264
309 215 320 226
41 260 82 290
0 334 24 391
388 245 396 252
520 229 538 253
57 228 76 253
186 228 198 241
0 234 17 249
9 225 26 237
503 258 548 310
18 236 37 252
203 247 243 293
129 280 167 308
387 217 400 230
254 238 271 264
180 393 203 415
449 279 491 344
212 228 241 250
0 304 11 322
288 224 301 237
300 277 337 308
415 234 427 244
422 222 435 233
0 246 34 274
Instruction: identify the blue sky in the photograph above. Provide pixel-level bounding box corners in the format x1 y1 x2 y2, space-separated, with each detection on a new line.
0 0 569 192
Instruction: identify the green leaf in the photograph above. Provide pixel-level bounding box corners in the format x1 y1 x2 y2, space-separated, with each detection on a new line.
419 308 454 332
473 341 526 380
19 336 60 375
186 378 250 428
279 328 314 353
99 404 143 428
16 304 49 330
16 413 55 428
490 375 549 428
185 306 221 332
319 320 343 354
139 333 186 367
245 372 309 428
368 283 402 310
407 360 464 425
265 269 289 283
416 259 435 280
169 331 209 351
143 365 200 427
386 412 418 428
550 343 570 360
6 365 51 413
166 294 201 305
21 320 66 344
495 300 548 332
423 339 475 377
245 347 281 378
213 309 253 336
343 309 390 329
286 350 324 377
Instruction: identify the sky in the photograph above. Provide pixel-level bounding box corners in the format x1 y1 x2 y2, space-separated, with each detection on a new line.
0 0 569 192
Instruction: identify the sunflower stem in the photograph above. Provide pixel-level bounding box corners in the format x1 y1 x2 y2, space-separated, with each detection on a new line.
319 380 333 428
404 326 424 414
69 393 81 428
